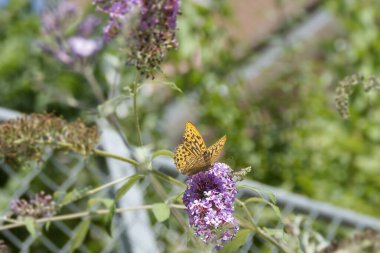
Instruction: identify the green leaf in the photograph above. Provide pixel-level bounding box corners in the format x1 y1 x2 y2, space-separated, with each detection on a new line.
244 197 282 219
24 217 37 238
219 229 251 253
152 203 170 222
59 187 92 207
87 198 116 236
97 95 130 117
237 184 277 204
151 170 186 189
152 149 175 159
115 174 144 201
69 219 90 253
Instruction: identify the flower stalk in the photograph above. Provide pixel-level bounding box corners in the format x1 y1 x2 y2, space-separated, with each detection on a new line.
235 199 292 253
0 204 185 232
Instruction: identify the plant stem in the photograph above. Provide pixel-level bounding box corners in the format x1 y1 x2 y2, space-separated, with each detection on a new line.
236 199 291 253
86 174 139 196
132 82 143 146
93 148 139 166
0 204 185 231
82 66 105 103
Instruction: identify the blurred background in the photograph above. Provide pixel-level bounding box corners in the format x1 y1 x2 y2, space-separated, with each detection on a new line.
1 0 380 252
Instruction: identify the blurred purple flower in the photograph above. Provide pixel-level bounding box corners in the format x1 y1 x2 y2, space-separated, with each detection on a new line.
183 163 239 250
11 192 57 219
40 2 103 66
77 15 102 38
68 37 102 58
41 1 78 34
94 0 141 16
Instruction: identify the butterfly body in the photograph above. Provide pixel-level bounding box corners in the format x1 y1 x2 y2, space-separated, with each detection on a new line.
174 122 227 176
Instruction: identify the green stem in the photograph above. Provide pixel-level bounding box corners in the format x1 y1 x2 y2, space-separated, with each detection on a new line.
132 82 143 146
0 204 185 231
235 199 291 253
93 148 139 166
82 66 105 103
86 174 138 196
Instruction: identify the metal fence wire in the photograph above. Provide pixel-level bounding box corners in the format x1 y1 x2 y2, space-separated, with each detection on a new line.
1 107 380 253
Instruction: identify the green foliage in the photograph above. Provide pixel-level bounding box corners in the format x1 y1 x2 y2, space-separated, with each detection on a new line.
219 229 251 253
69 219 90 253
0 0 99 117
115 174 144 201
152 203 170 222
24 217 37 238
88 198 115 236
56 187 93 207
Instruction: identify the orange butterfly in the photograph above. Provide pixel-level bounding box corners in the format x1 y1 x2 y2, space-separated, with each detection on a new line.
174 122 227 176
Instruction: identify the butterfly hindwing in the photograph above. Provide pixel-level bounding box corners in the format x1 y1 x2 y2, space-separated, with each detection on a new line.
208 135 227 164
174 144 196 175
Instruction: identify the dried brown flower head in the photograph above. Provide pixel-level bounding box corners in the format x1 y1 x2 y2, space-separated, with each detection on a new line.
0 241 8 253
0 113 99 165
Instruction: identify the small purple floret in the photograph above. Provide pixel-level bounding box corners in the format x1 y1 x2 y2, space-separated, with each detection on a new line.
183 163 239 250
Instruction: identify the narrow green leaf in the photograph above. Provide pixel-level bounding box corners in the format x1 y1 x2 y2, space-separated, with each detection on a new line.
161 81 183 93
219 229 251 253
152 203 170 222
115 174 144 201
244 197 282 219
24 217 37 238
60 187 92 207
152 149 175 159
69 219 90 253
44 221 51 232
151 170 186 189
104 203 116 236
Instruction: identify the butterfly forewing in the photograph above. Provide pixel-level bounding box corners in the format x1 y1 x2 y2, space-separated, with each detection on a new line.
183 122 207 156
174 122 227 176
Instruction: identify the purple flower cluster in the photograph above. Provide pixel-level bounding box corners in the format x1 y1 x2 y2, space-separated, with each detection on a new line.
183 163 239 250
94 0 181 78
11 192 57 219
40 2 102 66
93 0 141 41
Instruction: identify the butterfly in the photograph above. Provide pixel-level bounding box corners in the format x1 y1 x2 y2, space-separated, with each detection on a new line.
174 122 227 176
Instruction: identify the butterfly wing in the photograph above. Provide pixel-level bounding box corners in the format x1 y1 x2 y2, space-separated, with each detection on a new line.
174 122 208 175
182 122 207 156
207 135 227 164
174 122 227 176
174 144 195 174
